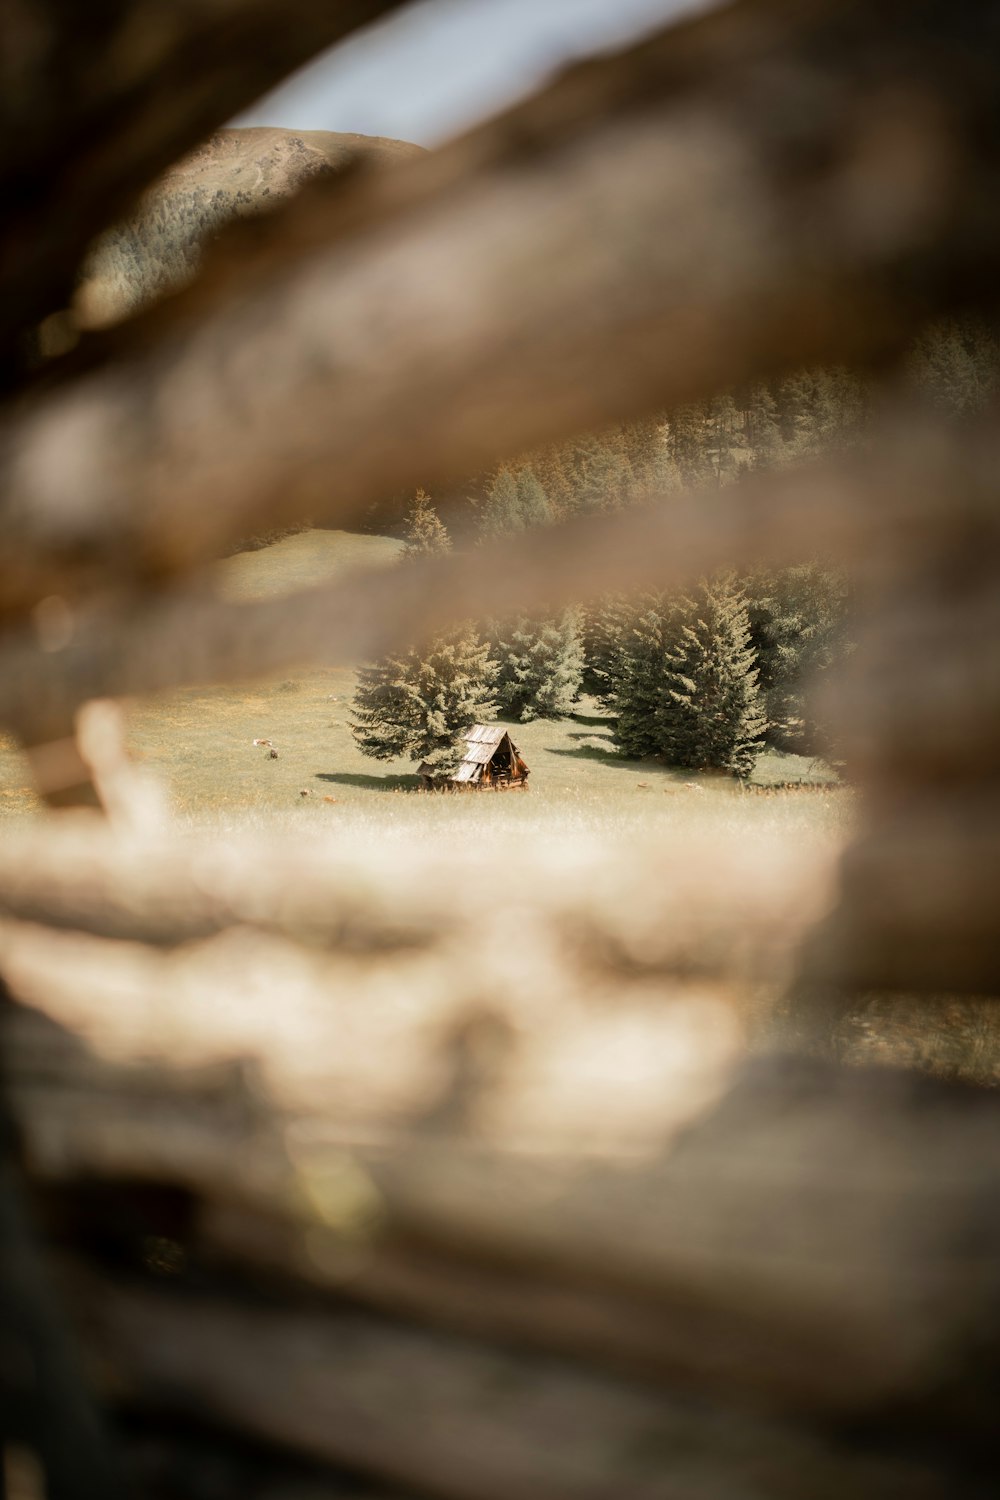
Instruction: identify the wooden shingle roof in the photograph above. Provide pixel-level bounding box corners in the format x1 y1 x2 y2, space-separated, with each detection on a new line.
458 725 516 766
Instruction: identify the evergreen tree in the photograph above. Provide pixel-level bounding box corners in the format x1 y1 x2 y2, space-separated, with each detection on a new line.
773 371 815 455
478 466 523 540
807 370 844 452
515 465 552 528
609 595 669 759
353 624 498 770
620 418 675 497
403 488 452 556
743 382 782 470
534 444 576 517
769 367 868 460
746 564 848 751
491 610 584 721
667 403 712 487
655 578 765 778
564 432 634 513
705 392 740 485
582 593 632 701
907 318 1000 417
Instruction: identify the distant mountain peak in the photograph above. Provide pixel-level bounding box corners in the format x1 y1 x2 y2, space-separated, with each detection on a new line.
77 127 423 327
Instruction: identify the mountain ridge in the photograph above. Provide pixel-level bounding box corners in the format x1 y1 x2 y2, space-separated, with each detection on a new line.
77 126 422 327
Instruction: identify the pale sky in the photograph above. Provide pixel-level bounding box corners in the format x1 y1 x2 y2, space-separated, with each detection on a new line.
234 0 710 146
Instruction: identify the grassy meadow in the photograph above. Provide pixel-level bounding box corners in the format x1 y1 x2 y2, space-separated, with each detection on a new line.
0 527 848 841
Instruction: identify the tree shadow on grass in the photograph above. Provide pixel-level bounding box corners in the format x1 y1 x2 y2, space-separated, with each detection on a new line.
570 712 612 727
546 744 623 766
546 745 686 781
314 771 423 792
566 730 615 743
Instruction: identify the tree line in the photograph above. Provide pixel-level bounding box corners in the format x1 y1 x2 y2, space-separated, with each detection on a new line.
353 321 997 777
363 318 998 538
353 493 846 778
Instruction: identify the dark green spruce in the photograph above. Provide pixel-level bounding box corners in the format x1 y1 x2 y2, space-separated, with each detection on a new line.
656 577 766 778
352 627 498 771
490 610 584 721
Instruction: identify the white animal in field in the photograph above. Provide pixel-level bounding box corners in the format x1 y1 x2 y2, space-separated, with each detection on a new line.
252 738 273 748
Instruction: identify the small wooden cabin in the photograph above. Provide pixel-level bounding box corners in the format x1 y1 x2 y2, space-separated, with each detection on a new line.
419 725 530 790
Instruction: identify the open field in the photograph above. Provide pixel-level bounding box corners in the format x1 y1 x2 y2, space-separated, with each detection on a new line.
0 528 849 842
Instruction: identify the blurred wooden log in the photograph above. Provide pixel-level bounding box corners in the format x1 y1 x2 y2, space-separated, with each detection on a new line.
798 796 1000 993
361 1059 1000 1421
0 0 410 375
122 1419 410 1500
197 1199 758 1394
0 853 755 1154
62 1267 947 1500
0 825 451 950
823 584 1000 784
785 421 1000 1003
3 0 1000 613
6 963 999 1429
0 1109 126 1499
0 821 830 975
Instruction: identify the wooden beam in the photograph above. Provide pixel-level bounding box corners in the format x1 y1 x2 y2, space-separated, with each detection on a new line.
0 1 414 376
66 1268 944 1500
2 0 999 616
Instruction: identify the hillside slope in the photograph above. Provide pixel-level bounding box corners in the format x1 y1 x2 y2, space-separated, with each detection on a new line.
78 126 422 326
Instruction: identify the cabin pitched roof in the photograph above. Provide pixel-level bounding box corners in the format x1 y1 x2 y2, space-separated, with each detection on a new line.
419 726 527 784
465 723 509 748
459 724 516 765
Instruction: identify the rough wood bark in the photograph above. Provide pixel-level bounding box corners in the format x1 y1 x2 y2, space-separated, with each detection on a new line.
5 1003 995 1497
6 968 1000 1429
62 1267 947 1500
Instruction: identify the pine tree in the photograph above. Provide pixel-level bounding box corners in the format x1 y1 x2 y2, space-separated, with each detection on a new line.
478 466 523 540
609 595 669 759
746 564 848 751
667 403 712 487
582 593 632 701
534 444 576 517
907 319 999 417
403 488 452 556
705 392 740 485
515 466 552 528
491 610 584 721
656 577 765 778
564 432 634 513
773 372 815 455
805 369 854 454
353 624 498 770
743 382 782 470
